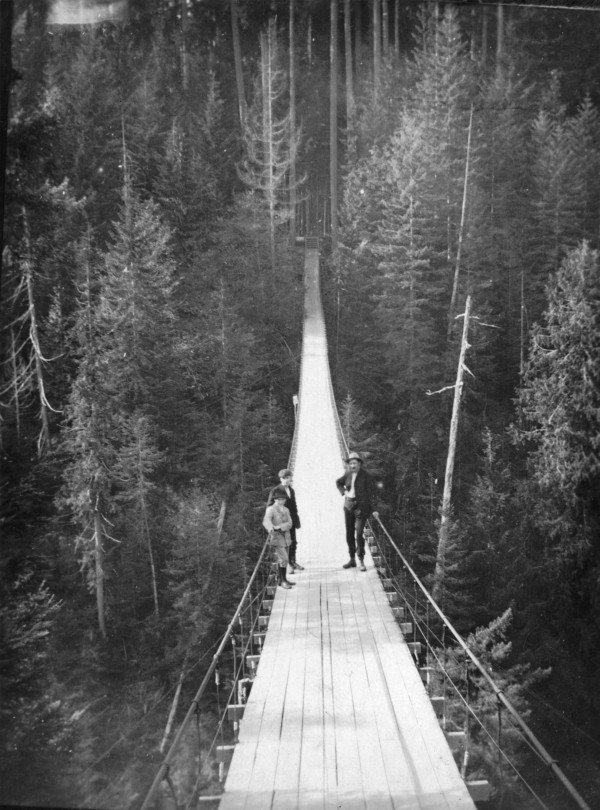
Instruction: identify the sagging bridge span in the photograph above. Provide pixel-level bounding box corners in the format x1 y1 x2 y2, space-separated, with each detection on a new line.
140 240 590 810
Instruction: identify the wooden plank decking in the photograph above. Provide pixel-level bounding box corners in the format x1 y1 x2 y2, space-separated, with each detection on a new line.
218 248 476 810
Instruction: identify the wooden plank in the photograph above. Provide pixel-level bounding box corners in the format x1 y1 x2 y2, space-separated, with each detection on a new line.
227 704 245 722
467 780 491 801
271 574 307 809
219 247 477 810
356 576 472 808
219 590 293 807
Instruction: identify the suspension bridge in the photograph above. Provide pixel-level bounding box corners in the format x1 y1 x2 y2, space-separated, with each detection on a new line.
140 240 591 810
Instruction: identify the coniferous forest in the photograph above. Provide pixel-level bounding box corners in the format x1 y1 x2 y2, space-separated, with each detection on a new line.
1 1 600 808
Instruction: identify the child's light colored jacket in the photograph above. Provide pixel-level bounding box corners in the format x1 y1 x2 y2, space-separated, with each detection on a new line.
263 503 293 545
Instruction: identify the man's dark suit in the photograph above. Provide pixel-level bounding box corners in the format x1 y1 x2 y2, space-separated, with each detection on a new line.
267 485 301 564
336 468 377 561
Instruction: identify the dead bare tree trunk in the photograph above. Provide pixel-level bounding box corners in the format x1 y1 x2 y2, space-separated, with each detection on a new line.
448 104 474 337
22 208 55 455
433 295 472 602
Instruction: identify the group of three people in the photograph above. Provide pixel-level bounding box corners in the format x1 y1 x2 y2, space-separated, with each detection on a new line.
263 452 379 589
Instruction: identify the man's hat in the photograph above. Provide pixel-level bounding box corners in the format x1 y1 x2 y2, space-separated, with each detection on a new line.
346 451 363 463
278 469 292 478
272 486 288 500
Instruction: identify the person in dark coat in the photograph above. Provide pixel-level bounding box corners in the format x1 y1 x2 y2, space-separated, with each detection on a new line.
336 451 379 571
267 469 304 575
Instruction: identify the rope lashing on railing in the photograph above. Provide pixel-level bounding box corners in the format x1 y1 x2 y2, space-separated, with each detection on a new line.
373 515 592 810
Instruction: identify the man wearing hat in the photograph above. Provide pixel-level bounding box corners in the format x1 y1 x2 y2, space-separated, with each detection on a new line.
336 451 379 571
267 469 304 574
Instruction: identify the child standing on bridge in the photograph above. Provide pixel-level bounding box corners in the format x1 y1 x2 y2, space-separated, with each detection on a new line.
267 468 304 576
263 487 296 590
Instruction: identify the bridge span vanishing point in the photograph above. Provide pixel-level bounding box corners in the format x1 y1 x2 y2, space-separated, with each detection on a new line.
217 242 477 810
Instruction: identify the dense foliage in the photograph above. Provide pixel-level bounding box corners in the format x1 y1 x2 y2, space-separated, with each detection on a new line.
1 1 600 808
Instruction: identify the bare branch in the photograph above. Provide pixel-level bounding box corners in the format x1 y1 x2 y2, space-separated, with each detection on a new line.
426 383 460 396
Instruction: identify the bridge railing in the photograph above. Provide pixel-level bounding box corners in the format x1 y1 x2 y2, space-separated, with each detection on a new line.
139 536 281 810
365 516 592 810
325 307 590 808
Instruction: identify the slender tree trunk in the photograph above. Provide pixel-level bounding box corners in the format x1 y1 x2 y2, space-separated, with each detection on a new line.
180 0 189 92
408 195 415 387
353 0 362 79
160 654 188 753
238 420 245 495
448 104 474 337
433 296 472 603
520 268 525 381
22 209 52 455
219 279 227 419
307 14 312 66
261 22 277 270
0 0 12 301
138 438 159 617
496 3 504 76
481 6 488 64
394 0 400 59
330 0 339 251
230 0 247 129
93 507 107 639
8 327 22 446
335 264 341 359
372 0 381 99
289 0 296 243
343 0 354 126
217 499 227 538
382 0 389 59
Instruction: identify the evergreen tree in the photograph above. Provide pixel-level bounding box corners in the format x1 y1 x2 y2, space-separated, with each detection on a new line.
466 60 534 391
0 572 76 807
404 5 478 318
238 17 302 269
517 242 600 558
58 179 177 636
439 609 549 803
525 80 600 329
512 242 600 735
